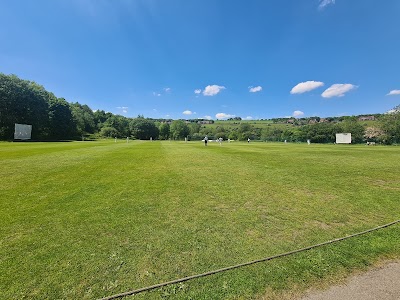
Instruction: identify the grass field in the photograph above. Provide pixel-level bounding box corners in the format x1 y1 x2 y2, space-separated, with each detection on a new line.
208 119 289 131
1 140 399 299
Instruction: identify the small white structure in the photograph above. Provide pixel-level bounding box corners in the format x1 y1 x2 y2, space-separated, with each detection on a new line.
336 133 352 144
14 124 32 140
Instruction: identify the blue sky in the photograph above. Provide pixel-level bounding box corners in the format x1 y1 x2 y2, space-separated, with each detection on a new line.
1 0 400 120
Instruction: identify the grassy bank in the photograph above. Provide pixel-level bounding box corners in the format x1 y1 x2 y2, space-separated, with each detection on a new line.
1 140 399 299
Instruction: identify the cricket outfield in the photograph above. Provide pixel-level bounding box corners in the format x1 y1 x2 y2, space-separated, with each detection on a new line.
1 140 399 299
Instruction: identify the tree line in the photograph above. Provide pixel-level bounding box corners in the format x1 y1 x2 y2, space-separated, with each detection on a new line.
1 73 399 143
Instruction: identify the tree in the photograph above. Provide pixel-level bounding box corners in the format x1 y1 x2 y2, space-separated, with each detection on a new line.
301 123 336 143
336 121 365 143
380 111 400 144
48 97 76 139
364 126 384 143
159 122 170 140
0 74 49 139
170 120 189 140
261 126 284 141
70 103 96 136
228 131 239 140
93 110 113 131
103 115 130 137
99 126 119 137
129 117 159 140
199 126 216 139
188 122 201 136
238 123 252 133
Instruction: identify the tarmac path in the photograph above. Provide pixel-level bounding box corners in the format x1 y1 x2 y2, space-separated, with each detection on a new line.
298 261 400 300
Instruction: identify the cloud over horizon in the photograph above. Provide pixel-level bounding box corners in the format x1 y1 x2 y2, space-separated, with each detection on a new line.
290 81 324 94
116 106 128 114
183 110 194 115
293 110 304 117
215 112 234 119
387 90 400 96
322 84 357 98
203 85 226 96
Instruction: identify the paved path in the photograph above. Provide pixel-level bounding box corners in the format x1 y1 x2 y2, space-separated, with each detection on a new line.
299 261 400 300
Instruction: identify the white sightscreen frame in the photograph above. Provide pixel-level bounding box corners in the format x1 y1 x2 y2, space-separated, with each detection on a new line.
14 123 32 140
336 133 351 144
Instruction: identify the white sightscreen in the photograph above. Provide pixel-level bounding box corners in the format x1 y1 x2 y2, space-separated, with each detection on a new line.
14 124 32 140
336 133 351 144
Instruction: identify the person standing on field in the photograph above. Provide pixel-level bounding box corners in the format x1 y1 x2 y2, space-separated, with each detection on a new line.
204 135 208 146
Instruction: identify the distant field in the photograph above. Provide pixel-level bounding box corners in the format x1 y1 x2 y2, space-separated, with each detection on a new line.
207 120 292 130
1 140 399 299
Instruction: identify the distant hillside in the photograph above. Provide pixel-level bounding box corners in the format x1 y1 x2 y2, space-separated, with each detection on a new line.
387 104 400 114
1 73 399 143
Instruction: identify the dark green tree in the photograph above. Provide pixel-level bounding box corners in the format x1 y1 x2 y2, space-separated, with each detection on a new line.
48 97 76 139
159 122 170 140
335 121 365 143
103 115 130 137
380 110 400 144
93 110 113 131
70 103 96 136
99 126 119 137
129 117 159 140
170 120 189 140
261 126 284 141
0 74 49 139
301 123 336 143
188 122 201 136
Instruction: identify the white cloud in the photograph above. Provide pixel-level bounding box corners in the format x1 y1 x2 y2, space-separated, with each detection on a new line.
245 116 253 120
249 86 262 93
293 110 304 117
321 84 357 98
387 90 400 96
194 89 202 94
183 110 193 115
203 85 226 96
215 112 235 119
153 92 161 96
203 115 212 120
164 87 171 93
290 81 324 94
319 0 335 10
116 106 128 114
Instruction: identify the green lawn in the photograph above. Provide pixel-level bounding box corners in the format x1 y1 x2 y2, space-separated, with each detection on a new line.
1 140 399 299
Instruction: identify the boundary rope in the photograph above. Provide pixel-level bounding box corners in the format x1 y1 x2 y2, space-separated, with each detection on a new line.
99 219 400 300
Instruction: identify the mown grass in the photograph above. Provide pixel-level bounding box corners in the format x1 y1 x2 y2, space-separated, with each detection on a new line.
1 140 399 299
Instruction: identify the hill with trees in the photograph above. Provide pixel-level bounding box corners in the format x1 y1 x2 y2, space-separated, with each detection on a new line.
1 73 399 144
